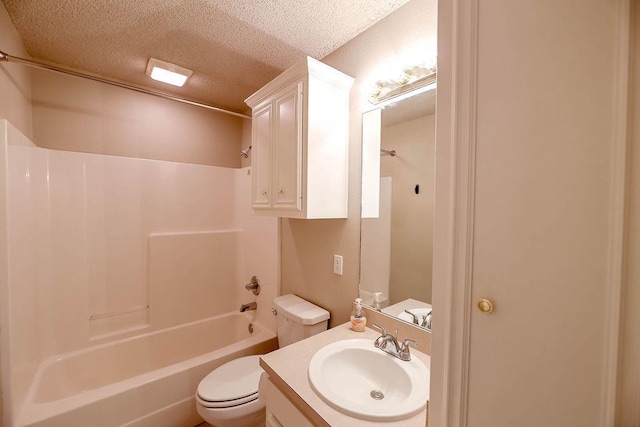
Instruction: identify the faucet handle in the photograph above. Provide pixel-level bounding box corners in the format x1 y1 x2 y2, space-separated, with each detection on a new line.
399 339 418 361
401 338 418 349
244 276 261 295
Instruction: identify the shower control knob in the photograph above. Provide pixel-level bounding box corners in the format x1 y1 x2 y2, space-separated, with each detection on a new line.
477 298 495 313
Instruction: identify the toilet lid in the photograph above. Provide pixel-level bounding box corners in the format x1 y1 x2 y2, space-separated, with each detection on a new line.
197 355 264 404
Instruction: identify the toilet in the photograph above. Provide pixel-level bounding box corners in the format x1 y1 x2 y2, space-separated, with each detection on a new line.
195 294 330 427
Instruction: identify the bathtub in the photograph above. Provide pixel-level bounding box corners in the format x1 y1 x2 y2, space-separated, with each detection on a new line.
17 312 278 427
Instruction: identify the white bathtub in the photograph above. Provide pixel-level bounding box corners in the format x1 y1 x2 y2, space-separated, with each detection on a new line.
17 312 278 427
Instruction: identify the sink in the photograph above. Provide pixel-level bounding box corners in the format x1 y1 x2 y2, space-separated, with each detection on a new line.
307 338 429 421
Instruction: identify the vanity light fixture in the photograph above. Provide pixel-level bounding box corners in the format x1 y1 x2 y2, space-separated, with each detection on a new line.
369 64 436 105
145 57 193 87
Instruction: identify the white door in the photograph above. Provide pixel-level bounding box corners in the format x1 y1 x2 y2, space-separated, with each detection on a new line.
431 1 627 426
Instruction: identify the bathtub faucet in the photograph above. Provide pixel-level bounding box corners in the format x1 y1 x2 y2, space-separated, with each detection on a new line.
240 302 257 312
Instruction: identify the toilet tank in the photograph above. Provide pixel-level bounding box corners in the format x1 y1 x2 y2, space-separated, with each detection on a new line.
272 294 330 348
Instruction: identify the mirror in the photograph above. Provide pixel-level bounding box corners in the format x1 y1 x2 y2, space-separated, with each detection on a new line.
360 86 436 329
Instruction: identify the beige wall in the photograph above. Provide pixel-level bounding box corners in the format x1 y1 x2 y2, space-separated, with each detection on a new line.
31 69 246 167
0 2 32 138
281 0 437 327
381 114 435 305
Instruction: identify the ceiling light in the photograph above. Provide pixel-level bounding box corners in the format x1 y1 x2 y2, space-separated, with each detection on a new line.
145 57 193 87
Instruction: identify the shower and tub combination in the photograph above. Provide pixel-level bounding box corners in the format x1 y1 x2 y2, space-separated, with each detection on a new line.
0 120 280 426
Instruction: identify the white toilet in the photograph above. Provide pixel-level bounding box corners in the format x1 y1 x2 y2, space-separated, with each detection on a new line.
195 294 330 427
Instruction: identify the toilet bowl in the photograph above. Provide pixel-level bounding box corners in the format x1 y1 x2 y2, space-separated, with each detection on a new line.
195 295 330 426
195 355 266 427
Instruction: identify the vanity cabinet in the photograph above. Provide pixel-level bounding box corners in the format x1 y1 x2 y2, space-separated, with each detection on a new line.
245 56 353 218
264 375 314 427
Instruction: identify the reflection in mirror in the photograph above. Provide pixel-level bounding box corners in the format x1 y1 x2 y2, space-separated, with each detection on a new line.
360 86 436 330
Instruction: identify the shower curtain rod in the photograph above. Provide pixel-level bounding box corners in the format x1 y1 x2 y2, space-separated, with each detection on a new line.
0 49 251 119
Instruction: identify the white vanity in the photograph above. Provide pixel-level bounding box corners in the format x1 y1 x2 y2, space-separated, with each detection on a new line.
260 323 430 427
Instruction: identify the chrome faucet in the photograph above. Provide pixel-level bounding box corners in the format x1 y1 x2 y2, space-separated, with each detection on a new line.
240 302 257 312
372 323 418 361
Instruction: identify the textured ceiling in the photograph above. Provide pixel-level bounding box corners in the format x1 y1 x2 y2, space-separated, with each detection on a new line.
1 0 410 114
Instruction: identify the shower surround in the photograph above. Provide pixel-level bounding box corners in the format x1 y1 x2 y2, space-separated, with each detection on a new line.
0 120 279 426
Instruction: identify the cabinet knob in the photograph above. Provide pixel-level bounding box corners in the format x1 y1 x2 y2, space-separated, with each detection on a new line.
261 190 268 196
477 298 494 313
278 189 284 194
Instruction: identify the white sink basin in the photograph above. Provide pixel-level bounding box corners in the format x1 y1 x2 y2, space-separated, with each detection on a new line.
307 339 429 421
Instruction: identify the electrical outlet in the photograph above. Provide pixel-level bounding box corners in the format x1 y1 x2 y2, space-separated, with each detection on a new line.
333 254 343 275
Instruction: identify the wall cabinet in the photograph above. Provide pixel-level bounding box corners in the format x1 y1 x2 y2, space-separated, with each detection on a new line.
245 57 353 219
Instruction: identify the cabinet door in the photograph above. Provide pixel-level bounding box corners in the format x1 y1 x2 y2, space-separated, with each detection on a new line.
252 102 272 208
264 377 314 427
272 82 303 211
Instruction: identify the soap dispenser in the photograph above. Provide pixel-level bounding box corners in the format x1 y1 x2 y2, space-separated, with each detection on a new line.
350 298 366 332
372 292 382 311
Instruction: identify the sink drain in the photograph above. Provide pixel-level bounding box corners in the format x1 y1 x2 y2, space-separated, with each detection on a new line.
370 390 384 400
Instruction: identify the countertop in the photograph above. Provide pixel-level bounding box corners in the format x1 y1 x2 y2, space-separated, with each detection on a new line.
260 323 430 427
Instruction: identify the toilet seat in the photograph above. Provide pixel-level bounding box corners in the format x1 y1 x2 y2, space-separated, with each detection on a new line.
197 355 263 409
196 392 258 409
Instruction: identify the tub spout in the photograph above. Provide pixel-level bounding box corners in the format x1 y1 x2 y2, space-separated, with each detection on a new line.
240 302 257 312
